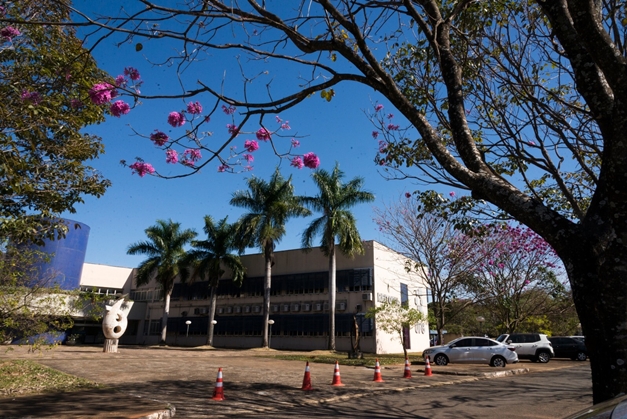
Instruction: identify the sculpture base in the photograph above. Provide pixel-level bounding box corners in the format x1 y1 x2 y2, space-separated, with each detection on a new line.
103 338 119 353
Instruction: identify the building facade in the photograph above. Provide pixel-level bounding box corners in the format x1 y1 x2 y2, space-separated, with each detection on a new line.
118 241 430 354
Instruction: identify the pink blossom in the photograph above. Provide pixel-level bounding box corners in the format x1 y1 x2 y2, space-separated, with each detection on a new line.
183 149 202 162
88 83 117 105
498 263 504 268
204 115 211 123
110 100 130 117
124 67 141 81
386 113 394 119
1 26 20 41
115 75 127 87
281 121 291 130
449 191 456 197
150 130 169 146
165 149 178 164
227 124 239 135
129 162 155 177
291 139 300 148
244 140 259 152
291 156 304 169
528 141 535 146
186 101 203 115
256 127 271 141
21 90 41 105
222 104 236 115
372 131 379 139
244 154 254 162
168 111 186 127
303 152 320 169
405 192 411 199
379 159 386 166
70 99 83 109
378 140 388 153
218 164 230 172
375 104 384 112
275 115 283 124
387 123 399 131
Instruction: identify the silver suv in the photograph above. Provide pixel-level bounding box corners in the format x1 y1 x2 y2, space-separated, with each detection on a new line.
496 333 554 363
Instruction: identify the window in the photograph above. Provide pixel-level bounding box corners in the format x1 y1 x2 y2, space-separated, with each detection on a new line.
149 320 161 335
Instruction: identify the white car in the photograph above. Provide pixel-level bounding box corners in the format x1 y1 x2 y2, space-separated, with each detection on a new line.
423 336 519 367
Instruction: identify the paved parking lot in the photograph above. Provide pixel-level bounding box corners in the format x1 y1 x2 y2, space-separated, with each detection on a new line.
0 345 583 418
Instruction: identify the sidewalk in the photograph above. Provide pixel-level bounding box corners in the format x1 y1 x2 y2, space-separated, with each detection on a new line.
0 345 576 418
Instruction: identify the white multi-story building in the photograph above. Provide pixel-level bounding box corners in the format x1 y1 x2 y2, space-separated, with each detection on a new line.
80 241 430 354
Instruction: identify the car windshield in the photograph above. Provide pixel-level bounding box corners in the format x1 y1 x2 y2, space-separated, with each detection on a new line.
496 334 507 342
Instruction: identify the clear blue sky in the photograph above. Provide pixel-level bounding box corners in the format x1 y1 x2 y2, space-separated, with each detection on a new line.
65 2 455 268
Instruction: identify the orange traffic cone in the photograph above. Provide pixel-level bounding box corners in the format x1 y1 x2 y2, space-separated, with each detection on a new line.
424 357 433 377
403 357 412 379
301 361 313 391
372 358 384 382
331 360 345 386
211 367 225 400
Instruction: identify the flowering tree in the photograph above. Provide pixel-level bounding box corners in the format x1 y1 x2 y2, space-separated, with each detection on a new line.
0 1 112 243
366 300 426 360
462 225 566 334
374 194 485 345
8 0 627 402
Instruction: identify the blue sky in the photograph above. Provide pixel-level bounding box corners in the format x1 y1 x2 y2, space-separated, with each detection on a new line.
64 2 455 268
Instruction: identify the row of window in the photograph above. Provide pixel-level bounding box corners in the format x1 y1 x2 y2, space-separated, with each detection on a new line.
146 314 374 337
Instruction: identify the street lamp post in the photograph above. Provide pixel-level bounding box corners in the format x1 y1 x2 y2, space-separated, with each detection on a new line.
268 319 275 348
477 316 485 335
185 320 192 337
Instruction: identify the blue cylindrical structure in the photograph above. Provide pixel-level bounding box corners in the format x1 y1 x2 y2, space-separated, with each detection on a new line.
31 219 90 290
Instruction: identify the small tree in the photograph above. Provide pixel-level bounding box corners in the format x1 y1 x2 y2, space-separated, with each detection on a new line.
366 300 426 359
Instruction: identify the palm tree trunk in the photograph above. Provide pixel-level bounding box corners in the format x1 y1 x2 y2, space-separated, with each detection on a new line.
261 246 272 348
161 292 171 345
328 243 336 351
206 284 218 346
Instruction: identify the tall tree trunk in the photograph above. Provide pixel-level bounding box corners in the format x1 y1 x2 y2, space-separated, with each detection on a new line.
160 292 170 345
206 284 218 346
328 243 336 351
566 244 627 404
261 242 273 348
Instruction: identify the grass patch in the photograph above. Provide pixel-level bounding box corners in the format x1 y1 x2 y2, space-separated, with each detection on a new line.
0 360 102 397
263 352 425 367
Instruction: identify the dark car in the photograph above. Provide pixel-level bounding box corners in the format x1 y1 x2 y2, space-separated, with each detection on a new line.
548 336 588 361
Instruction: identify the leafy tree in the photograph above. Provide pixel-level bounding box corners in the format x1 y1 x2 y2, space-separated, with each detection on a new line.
374 195 484 346
462 225 566 334
185 216 245 346
231 170 310 347
0 1 111 244
29 0 627 402
366 299 426 359
301 163 374 351
127 219 196 345
0 244 105 349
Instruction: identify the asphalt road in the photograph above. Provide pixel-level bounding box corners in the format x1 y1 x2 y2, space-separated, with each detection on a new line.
235 363 593 419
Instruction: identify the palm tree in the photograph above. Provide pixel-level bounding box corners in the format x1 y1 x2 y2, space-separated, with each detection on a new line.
301 163 375 351
185 215 245 346
127 219 197 345
231 169 311 347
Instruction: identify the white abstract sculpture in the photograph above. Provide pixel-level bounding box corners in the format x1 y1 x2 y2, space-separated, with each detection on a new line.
102 298 128 353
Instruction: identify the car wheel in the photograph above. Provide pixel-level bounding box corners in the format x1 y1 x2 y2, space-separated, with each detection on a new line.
434 354 449 366
537 351 551 363
490 356 506 368
576 352 587 361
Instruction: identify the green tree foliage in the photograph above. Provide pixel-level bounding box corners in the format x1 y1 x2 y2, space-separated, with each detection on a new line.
366 300 426 359
301 163 375 351
30 0 627 402
127 219 196 345
0 244 105 349
185 216 245 346
0 1 111 244
231 170 310 347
